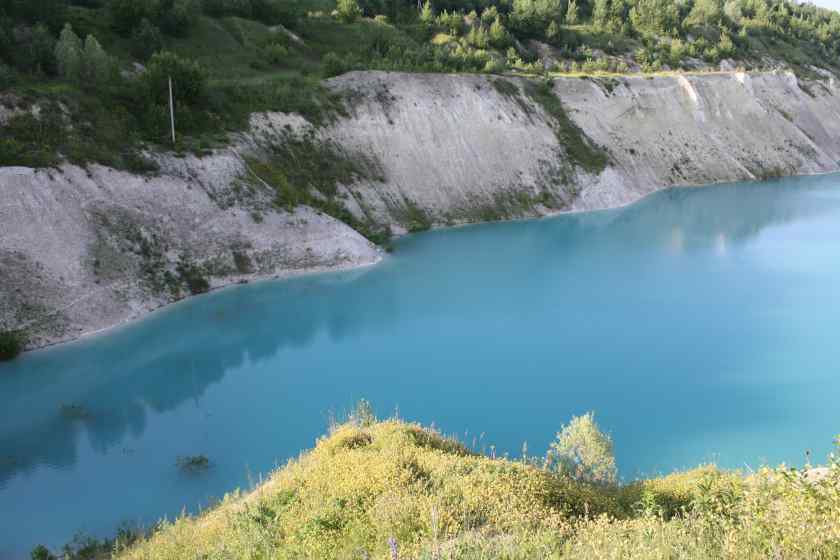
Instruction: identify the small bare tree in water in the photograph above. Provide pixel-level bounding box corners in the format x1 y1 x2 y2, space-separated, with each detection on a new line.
546 412 617 485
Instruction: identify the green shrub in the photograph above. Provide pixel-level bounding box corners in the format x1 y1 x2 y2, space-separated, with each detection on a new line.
203 0 254 18
546 411 618 486
322 51 349 77
109 0 151 35
143 51 207 107
336 0 363 23
156 0 202 37
109 0 199 37
176 261 210 294
29 545 55 560
0 109 64 168
11 24 57 75
0 330 26 361
0 63 15 89
131 19 164 61
232 251 254 274
262 43 288 65
244 132 391 246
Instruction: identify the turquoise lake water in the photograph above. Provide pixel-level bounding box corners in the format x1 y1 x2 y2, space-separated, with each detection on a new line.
3 174 840 557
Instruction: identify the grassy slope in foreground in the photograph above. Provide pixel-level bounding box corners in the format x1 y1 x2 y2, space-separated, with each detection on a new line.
117 420 840 560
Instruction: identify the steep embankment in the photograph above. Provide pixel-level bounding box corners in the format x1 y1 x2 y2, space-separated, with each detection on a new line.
114 419 840 560
0 157 381 348
2 70 839 349
323 70 840 226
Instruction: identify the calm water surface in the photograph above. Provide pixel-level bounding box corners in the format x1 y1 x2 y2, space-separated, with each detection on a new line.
3 175 840 557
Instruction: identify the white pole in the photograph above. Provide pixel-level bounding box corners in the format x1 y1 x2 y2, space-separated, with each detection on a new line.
168 76 176 146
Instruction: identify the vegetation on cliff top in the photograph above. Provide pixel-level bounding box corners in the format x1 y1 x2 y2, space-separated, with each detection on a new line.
1 0 836 193
2 0 838 168
39 403 839 560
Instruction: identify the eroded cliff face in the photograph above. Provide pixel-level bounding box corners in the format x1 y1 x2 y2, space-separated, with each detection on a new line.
0 161 381 348
2 70 839 349
320 70 840 228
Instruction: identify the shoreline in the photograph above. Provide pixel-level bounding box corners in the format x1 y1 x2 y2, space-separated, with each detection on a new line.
12 167 840 358
15 255 385 357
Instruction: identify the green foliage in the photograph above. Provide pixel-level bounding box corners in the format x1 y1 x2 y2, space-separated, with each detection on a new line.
436 9 464 34
30 545 55 560
31 527 140 560
336 0 363 23
684 0 724 30
143 51 207 107
131 19 164 61
420 0 435 24
566 0 579 24
262 42 288 65
546 412 618 485
488 14 511 47
399 199 433 232
629 0 680 35
114 418 840 560
159 0 200 36
54 26 115 88
82 34 114 87
0 330 26 361
55 24 83 82
244 131 391 246
3 0 840 181
203 0 256 18
1 0 67 31
510 0 564 36
176 260 210 294
108 0 151 35
525 80 609 174
322 51 348 76
10 24 58 76
0 110 63 168
108 0 200 37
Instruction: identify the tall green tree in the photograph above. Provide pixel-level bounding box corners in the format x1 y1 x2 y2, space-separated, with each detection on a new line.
55 23 83 82
420 0 434 24
566 0 579 24
83 35 113 87
630 0 680 35
593 0 610 29
511 0 564 36
684 0 724 30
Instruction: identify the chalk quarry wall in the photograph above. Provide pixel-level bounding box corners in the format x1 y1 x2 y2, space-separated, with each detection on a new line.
2 70 839 348
324 70 840 227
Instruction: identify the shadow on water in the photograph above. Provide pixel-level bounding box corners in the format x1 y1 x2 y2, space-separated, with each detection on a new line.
1 174 840 553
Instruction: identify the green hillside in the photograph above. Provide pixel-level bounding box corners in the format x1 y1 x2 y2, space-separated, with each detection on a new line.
2 0 839 174
43 409 840 559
